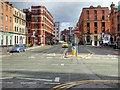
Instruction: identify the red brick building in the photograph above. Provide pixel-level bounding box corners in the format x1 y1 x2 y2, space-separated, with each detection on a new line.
61 29 80 43
77 5 110 45
110 2 120 42
31 6 54 45
23 9 31 45
0 1 14 46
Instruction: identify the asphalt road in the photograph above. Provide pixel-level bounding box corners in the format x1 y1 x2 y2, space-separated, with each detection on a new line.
0 45 119 89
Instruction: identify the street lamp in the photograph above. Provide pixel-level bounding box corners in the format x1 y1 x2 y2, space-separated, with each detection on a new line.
68 27 73 43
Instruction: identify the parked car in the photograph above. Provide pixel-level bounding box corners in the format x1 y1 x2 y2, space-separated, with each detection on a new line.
9 44 26 53
62 43 68 48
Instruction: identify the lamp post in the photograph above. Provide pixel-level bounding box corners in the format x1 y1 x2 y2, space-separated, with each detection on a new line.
68 27 73 44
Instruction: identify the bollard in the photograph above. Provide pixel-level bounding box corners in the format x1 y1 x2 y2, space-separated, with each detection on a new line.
72 46 76 56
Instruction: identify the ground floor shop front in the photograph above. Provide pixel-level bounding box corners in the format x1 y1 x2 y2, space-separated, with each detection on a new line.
0 32 26 46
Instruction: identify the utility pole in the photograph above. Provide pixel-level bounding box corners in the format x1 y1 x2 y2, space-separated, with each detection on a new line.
68 27 73 44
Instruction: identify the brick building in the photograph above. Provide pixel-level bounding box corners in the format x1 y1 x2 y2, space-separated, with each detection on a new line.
0 1 13 46
77 5 110 45
110 2 120 42
31 6 54 45
61 29 80 43
61 29 70 42
23 9 31 45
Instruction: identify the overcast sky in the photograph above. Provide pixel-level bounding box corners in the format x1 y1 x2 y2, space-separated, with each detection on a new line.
5 0 120 30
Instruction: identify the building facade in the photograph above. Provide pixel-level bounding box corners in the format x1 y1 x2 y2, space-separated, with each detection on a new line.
77 5 110 45
31 6 54 45
54 22 61 41
13 7 26 45
0 1 14 46
110 2 120 42
23 9 31 45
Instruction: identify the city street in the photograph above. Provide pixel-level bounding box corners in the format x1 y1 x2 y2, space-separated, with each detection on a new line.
0 45 119 89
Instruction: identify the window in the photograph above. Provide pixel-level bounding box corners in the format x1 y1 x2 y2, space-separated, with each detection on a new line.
6 5 8 11
19 13 21 17
34 23 38 28
17 12 18 16
94 22 97 27
86 10 89 14
17 18 18 23
15 11 16 15
15 26 16 31
17 27 18 32
15 36 16 44
6 15 8 21
87 23 90 28
102 16 104 20
10 17 12 23
10 36 12 45
86 16 89 20
19 28 21 32
0 25 3 31
34 10 38 14
94 10 97 14
10 8 12 13
102 10 104 14
42 23 44 26
112 18 114 24
6 26 8 31
94 16 97 20
1 35 3 45
17 36 18 43
15 18 16 22
0 13 3 20
22 28 24 33
102 22 105 27
34 17 38 21
19 20 21 24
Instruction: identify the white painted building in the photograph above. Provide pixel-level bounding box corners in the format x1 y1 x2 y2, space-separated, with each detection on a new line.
13 7 26 45
54 22 61 41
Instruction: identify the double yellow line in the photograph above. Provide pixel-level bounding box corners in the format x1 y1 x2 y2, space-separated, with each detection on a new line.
49 80 120 90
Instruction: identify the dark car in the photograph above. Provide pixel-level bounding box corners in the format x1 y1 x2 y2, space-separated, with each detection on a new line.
9 44 26 52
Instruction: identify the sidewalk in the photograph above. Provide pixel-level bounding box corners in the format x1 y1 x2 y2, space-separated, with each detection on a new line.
0 45 42 58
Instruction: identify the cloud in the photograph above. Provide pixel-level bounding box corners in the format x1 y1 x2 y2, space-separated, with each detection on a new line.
6 0 120 30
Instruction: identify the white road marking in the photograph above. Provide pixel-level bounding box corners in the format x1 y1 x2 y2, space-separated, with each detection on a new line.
54 77 60 82
44 82 60 85
46 57 52 58
17 77 53 82
61 64 64 66
28 56 35 58
0 77 13 80
20 82 37 84
0 81 13 84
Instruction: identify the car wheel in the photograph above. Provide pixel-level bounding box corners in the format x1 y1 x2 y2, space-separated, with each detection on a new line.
23 49 26 52
18 50 20 53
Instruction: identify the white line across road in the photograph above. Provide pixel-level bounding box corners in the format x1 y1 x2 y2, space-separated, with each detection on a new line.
16 77 53 82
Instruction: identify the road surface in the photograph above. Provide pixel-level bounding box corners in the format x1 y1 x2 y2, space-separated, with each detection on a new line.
0 45 119 89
